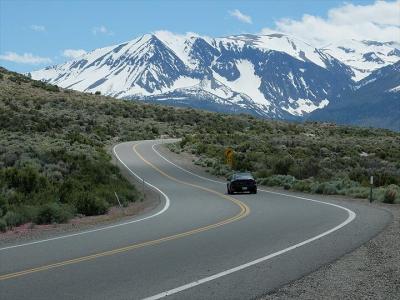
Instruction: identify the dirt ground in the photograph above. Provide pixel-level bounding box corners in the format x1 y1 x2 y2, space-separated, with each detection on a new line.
259 202 399 300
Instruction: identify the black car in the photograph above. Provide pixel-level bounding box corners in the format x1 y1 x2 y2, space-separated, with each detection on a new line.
227 172 257 194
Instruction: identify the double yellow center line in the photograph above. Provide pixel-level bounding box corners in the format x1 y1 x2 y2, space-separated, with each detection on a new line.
0 142 250 281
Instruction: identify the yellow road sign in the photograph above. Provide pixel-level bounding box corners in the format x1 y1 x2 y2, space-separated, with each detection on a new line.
224 147 234 167
224 148 233 158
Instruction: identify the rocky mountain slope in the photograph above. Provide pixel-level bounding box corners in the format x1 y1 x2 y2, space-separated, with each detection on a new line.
309 61 400 131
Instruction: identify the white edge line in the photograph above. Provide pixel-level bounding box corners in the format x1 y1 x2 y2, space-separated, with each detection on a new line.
152 143 224 185
145 142 357 300
0 142 170 252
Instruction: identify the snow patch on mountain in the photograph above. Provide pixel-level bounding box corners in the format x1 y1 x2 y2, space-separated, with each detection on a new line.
169 76 199 90
197 78 235 99
320 39 400 81
388 85 400 93
283 98 329 116
255 34 327 68
213 60 270 107
153 31 198 69
217 34 327 68
118 76 200 98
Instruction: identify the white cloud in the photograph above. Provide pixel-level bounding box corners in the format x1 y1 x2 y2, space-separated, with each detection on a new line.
153 30 209 39
229 9 252 24
92 25 114 36
63 49 87 59
261 0 400 45
0 52 52 64
30 24 46 32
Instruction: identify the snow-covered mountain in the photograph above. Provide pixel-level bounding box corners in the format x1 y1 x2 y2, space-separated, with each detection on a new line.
29 32 399 120
320 39 400 81
309 61 400 131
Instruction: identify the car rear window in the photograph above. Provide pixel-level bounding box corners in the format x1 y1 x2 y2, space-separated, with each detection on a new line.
234 173 254 180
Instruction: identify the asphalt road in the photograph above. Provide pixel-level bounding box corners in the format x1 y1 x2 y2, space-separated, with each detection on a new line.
0 140 391 300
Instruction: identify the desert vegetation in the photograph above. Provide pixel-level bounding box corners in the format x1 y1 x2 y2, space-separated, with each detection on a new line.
0 67 399 231
170 122 400 203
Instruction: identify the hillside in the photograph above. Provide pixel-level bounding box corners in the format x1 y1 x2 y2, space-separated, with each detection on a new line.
169 124 400 202
0 67 399 231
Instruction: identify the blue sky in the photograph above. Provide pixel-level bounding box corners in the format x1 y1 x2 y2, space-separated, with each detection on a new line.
1 0 396 73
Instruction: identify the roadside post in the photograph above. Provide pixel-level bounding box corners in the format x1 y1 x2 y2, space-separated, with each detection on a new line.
114 191 123 208
142 178 145 201
369 176 374 203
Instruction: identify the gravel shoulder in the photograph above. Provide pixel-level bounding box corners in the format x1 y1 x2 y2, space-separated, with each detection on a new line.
260 202 399 300
156 144 400 300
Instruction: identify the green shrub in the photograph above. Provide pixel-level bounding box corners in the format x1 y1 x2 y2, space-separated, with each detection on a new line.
76 194 109 216
311 182 339 195
45 84 59 92
312 182 325 194
31 81 46 89
0 218 6 232
4 211 23 228
290 158 320 179
31 80 59 92
9 75 22 84
322 183 339 195
0 195 8 217
261 175 295 187
36 203 73 224
5 166 43 195
345 187 370 199
273 156 294 175
383 185 398 204
292 179 313 192
255 169 272 179
348 167 367 183
14 205 39 224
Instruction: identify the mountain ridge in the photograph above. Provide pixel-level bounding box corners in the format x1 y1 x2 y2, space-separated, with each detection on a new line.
309 61 400 131
29 31 399 127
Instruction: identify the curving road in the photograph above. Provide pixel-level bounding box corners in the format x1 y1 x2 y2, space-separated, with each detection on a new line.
0 140 391 299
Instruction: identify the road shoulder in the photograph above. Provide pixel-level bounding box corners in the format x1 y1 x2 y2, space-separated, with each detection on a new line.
260 201 399 299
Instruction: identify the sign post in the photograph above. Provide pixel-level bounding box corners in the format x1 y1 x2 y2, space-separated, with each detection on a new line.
369 176 373 203
142 178 146 200
224 147 234 168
